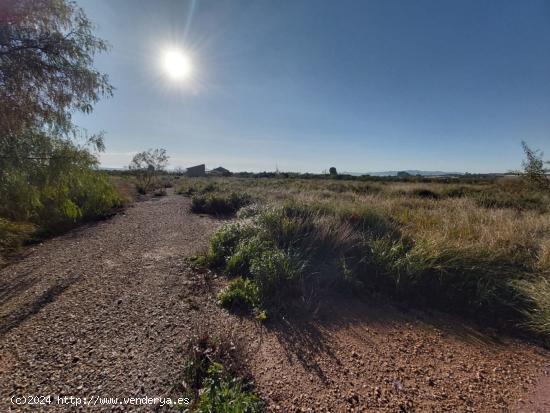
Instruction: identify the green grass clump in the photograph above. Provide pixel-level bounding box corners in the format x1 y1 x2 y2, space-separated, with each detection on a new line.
205 223 256 268
191 193 252 216
367 240 534 322
218 277 261 313
202 202 363 316
516 276 550 346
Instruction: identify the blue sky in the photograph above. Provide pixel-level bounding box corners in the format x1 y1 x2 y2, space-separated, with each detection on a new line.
75 0 550 173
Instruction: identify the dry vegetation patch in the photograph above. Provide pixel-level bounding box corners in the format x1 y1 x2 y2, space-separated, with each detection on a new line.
179 176 550 344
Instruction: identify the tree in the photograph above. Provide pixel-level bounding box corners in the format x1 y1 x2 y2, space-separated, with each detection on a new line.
0 0 113 136
329 167 337 176
0 1 118 255
521 141 549 189
129 149 169 193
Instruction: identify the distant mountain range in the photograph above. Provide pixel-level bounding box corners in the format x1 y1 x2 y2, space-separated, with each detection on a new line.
343 170 465 177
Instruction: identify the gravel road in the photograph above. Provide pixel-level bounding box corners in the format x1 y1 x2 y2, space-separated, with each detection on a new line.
1 193 548 412
0 194 221 412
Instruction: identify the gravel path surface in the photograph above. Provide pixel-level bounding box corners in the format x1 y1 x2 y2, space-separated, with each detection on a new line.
0 194 221 412
1 194 548 412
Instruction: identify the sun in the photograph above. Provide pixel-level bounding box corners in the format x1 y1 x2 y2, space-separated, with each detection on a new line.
162 49 192 80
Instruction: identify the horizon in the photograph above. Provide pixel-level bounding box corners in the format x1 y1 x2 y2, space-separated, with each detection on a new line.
75 0 550 173
99 163 516 176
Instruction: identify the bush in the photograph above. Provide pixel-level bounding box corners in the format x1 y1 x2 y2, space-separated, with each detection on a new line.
411 188 440 199
0 132 122 257
191 193 252 216
378 241 532 322
224 237 272 277
202 203 354 315
205 223 255 268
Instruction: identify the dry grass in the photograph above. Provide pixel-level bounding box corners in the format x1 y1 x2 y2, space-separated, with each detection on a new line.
180 176 550 344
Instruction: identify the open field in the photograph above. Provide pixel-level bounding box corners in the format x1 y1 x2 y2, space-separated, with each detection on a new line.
0 189 548 412
3 1 550 411
178 176 550 345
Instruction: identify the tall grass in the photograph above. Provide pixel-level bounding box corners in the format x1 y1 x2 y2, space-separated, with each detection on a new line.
186 176 550 344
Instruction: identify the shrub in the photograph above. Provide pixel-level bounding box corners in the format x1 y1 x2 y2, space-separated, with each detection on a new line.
224 237 272 277
205 223 254 268
249 248 304 306
191 193 251 216
0 133 122 248
411 188 440 199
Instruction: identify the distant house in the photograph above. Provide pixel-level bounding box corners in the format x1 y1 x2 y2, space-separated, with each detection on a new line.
208 166 231 177
185 164 206 177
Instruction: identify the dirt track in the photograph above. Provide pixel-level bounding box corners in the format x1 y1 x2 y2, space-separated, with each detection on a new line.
1 194 548 412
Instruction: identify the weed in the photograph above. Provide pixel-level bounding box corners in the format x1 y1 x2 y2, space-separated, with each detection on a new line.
180 332 264 413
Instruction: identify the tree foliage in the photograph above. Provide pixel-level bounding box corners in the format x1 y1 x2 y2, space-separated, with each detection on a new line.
129 148 169 193
521 141 549 190
0 0 113 135
0 129 119 227
0 0 118 258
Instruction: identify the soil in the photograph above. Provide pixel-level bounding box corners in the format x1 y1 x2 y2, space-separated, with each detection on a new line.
1 193 548 412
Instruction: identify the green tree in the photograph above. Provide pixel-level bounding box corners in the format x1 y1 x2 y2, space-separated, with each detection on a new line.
0 0 118 255
0 0 112 136
129 149 169 193
521 141 549 189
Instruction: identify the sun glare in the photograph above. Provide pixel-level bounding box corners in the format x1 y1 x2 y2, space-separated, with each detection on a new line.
162 49 192 80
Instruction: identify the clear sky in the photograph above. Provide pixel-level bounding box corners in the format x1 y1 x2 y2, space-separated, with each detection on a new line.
75 0 550 173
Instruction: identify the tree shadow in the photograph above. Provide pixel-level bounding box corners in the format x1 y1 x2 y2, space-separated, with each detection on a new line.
0 275 79 337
